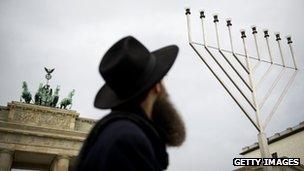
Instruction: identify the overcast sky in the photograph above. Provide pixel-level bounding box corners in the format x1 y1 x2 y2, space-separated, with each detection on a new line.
1 0 303 170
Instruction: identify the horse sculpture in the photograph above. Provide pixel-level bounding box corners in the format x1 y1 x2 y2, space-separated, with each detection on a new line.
50 85 60 107
20 81 32 103
60 89 75 109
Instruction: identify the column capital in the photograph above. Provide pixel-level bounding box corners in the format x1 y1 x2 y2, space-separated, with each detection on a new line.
0 149 14 155
56 154 71 160
52 154 70 171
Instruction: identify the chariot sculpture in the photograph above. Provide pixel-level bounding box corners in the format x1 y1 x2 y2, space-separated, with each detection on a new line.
20 67 75 109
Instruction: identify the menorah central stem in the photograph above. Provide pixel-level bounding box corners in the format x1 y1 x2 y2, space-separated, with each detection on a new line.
257 133 273 171
242 32 273 169
243 41 261 118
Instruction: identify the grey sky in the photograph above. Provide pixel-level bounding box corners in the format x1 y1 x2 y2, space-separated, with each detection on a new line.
1 0 303 170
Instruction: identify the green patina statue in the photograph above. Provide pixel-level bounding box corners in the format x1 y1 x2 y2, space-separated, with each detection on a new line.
20 67 75 110
60 89 75 109
34 83 43 105
50 85 60 107
20 81 32 103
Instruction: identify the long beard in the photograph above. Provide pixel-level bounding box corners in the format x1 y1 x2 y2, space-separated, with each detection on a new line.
152 88 186 147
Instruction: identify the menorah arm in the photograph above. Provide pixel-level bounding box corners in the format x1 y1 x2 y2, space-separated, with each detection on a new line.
190 43 260 132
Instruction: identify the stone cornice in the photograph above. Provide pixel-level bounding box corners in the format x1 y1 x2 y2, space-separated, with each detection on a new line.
0 121 87 141
8 101 79 117
5 101 82 130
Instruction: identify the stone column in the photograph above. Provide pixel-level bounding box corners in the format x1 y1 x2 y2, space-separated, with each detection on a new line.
0 149 14 171
51 155 70 171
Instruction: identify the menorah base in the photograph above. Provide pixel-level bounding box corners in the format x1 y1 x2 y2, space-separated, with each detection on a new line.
257 132 274 171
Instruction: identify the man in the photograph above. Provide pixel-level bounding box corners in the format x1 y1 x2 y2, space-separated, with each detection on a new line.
75 36 186 171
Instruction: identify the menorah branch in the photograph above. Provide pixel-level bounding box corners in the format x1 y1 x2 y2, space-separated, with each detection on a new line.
190 43 260 131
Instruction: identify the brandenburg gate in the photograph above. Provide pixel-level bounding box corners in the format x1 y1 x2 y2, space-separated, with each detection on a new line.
0 68 96 171
0 101 95 171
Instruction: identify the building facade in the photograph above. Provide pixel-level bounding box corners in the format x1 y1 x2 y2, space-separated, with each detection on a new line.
0 101 96 171
236 121 304 171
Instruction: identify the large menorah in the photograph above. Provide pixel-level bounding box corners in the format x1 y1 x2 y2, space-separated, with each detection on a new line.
185 8 299 167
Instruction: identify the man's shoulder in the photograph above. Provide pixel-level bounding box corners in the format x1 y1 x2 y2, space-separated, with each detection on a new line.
99 119 150 144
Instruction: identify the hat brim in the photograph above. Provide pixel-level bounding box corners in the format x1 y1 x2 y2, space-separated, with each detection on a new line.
94 45 178 109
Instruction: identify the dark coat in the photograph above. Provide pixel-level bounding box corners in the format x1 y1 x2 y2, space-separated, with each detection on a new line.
75 107 168 171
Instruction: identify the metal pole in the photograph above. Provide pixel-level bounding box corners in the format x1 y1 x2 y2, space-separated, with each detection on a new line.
185 8 192 43
226 18 234 53
225 19 250 74
213 14 221 50
240 30 272 163
251 26 261 71
287 36 298 70
200 10 207 45
264 30 274 64
252 26 261 61
275 33 286 67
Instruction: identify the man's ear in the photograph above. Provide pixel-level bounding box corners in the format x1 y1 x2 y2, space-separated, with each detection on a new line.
154 82 162 94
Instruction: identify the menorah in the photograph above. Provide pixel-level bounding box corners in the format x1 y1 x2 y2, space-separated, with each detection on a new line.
185 8 299 165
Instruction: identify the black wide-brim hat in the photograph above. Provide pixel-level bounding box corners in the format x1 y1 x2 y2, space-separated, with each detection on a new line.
94 36 178 109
